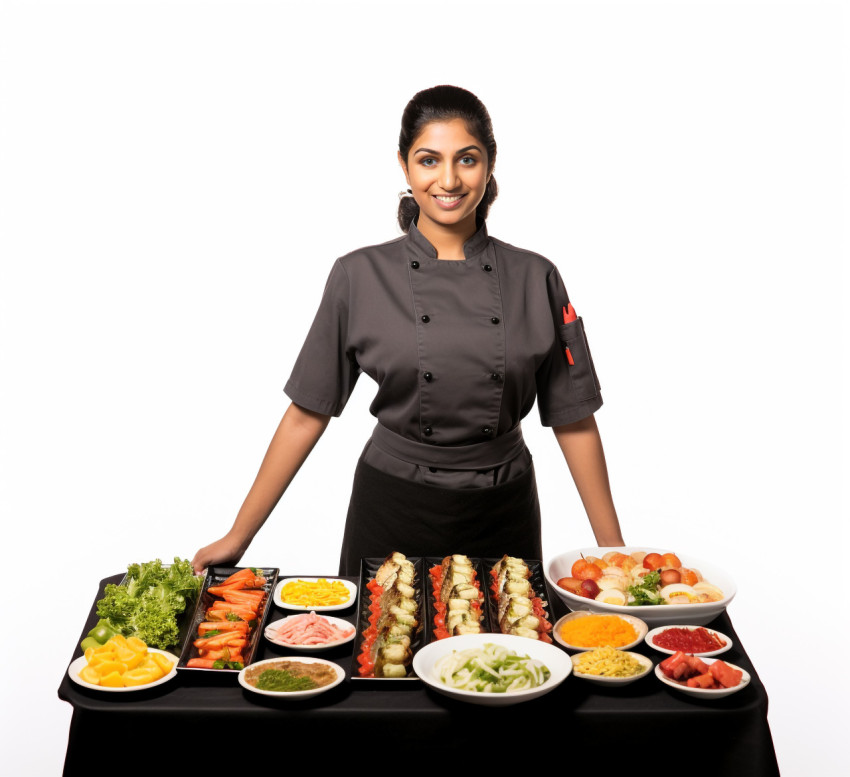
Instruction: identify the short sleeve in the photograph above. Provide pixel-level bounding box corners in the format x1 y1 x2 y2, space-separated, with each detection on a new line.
284 260 360 416
536 266 604 426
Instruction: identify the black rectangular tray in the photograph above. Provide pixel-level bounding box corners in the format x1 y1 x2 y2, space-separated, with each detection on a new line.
177 565 279 672
351 555 425 682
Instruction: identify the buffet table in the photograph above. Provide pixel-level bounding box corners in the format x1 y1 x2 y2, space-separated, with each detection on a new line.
59 573 779 774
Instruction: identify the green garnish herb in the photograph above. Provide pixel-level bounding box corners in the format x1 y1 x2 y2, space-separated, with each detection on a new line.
627 570 663 606
255 669 318 692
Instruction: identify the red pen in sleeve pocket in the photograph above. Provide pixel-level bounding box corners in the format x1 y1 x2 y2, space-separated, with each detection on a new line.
562 304 576 365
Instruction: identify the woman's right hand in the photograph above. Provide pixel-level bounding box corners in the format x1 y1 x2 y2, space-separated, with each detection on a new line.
191 535 246 575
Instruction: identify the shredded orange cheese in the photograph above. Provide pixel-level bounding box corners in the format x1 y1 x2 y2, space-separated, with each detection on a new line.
280 578 350 607
559 614 637 648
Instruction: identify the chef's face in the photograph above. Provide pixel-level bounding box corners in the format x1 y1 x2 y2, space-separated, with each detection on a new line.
399 118 490 233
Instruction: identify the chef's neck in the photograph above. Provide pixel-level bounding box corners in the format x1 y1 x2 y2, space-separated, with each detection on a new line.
417 213 477 261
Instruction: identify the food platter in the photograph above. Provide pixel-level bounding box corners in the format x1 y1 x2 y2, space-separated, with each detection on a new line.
413 632 572 706
238 656 345 699
655 656 750 698
645 624 732 657
264 613 356 651
545 547 736 627
68 648 178 693
177 566 279 672
273 577 358 611
553 610 647 652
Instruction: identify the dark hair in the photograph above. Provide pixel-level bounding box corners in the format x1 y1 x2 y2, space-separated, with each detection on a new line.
397 85 499 232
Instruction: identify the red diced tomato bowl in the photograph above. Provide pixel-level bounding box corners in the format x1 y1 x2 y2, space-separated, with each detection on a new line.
545 547 736 628
655 654 750 698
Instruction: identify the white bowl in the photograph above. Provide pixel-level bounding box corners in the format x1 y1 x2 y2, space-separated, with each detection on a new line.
645 625 732 657
412 633 572 706
264 614 356 652
545 547 736 627
570 650 654 685
655 656 750 698
68 648 178 692
553 611 648 652
273 577 357 611
238 656 345 699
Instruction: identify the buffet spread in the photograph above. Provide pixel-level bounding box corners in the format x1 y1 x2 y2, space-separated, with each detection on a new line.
68 547 746 702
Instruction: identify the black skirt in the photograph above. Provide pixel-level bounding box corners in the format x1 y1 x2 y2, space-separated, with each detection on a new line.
338 456 542 575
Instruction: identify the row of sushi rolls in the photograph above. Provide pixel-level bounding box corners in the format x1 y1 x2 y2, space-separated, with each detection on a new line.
358 552 552 678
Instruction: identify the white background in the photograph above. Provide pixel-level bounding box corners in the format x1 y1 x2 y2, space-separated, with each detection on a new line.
1 0 846 773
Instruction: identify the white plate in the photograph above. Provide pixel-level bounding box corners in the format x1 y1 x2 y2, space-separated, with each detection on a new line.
412 633 572 706
273 577 357 611
645 625 732 657
655 656 750 698
545 547 736 627
238 656 345 699
570 650 654 685
68 648 178 692
553 611 648 652
264 614 356 651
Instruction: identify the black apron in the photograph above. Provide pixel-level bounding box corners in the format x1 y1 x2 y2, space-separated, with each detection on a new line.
338 424 542 575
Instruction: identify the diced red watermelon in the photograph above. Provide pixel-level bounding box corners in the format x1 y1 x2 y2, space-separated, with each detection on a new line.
710 660 743 688
686 672 716 689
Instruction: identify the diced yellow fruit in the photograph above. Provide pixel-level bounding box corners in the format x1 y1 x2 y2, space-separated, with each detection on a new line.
99 671 125 687
84 647 96 663
79 666 101 685
116 647 143 670
106 635 128 650
94 660 127 677
126 637 148 654
123 667 159 686
150 653 174 674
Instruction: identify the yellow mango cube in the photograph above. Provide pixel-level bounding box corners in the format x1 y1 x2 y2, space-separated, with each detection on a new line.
116 647 143 670
99 671 125 688
123 667 160 687
126 637 148 654
150 653 174 674
79 666 101 685
106 635 128 650
94 660 127 678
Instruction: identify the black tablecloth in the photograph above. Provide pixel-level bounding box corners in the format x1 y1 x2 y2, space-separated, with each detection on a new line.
59 574 780 775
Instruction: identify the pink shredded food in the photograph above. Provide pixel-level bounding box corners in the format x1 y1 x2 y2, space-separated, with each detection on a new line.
273 612 355 645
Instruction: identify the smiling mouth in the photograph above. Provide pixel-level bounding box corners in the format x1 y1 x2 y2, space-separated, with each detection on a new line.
433 194 465 202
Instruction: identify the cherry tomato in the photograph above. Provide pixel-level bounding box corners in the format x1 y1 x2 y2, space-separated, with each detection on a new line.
643 552 663 570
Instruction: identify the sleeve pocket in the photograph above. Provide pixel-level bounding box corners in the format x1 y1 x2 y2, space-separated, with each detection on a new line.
558 318 601 401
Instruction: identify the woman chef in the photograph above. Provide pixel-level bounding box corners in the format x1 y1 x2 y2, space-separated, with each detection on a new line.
191 85 624 576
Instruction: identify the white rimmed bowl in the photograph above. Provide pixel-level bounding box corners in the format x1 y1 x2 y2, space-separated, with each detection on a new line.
412 633 572 706
570 649 654 685
655 656 750 698
68 648 178 692
553 611 648 652
273 577 357 611
238 656 345 699
264 614 356 652
545 547 736 627
645 624 732 657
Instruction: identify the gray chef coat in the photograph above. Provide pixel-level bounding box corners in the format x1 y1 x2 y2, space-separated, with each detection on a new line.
284 217 602 488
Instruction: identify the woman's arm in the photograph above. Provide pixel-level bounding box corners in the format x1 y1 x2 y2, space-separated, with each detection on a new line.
552 415 625 547
191 402 332 573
